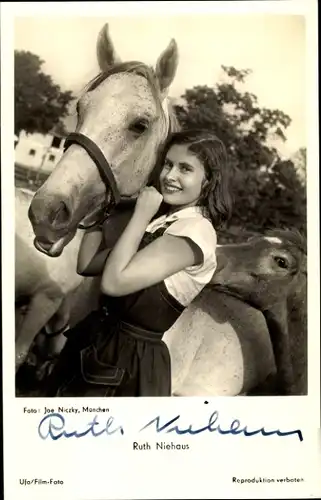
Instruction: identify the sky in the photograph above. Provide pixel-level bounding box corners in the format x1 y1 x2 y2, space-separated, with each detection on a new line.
14 12 306 157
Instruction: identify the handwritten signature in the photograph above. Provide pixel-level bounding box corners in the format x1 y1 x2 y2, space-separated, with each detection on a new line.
37 411 303 442
38 414 124 440
140 411 303 441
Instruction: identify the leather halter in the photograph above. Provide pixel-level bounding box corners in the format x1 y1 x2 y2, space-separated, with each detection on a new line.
64 132 122 228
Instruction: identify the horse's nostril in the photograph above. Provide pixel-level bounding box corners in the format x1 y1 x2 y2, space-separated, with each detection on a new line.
50 201 72 227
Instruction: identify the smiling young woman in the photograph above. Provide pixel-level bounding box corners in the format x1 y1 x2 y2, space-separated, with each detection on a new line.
45 129 232 398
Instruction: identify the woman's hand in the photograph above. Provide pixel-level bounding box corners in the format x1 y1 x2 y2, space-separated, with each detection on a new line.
134 186 163 222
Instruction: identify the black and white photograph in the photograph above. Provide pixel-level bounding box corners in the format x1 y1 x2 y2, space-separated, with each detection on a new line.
13 9 309 399
2 1 320 498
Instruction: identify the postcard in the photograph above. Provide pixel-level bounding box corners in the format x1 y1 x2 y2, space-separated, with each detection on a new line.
1 1 320 499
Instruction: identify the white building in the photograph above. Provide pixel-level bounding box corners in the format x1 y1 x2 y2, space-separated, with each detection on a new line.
15 130 66 172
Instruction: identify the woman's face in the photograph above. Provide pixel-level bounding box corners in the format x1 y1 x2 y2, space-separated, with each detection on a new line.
159 144 206 209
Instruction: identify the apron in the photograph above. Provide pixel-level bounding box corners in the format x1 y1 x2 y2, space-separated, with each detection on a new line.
45 221 185 398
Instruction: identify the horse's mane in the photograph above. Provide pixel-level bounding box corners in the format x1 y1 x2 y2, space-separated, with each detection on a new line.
265 228 307 255
266 227 307 395
80 61 179 134
86 61 159 93
167 97 181 133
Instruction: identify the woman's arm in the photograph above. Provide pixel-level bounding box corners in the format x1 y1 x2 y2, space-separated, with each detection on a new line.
77 228 110 276
101 188 203 296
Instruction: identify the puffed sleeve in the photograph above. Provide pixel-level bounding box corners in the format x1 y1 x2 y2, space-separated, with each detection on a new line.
164 217 217 271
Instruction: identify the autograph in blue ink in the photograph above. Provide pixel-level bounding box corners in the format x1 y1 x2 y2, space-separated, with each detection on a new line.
38 414 124 440
140 411 303 441
37 410 303 442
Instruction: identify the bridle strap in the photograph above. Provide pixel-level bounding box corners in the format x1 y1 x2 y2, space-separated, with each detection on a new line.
64 132 121 206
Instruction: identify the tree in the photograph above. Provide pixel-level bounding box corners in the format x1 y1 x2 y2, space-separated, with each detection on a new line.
291 147 306 186
51 120 69 138
174 66 306 239
15 50 74 136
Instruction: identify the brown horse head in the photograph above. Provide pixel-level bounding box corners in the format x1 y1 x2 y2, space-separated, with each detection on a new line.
28 23 179 257
212 229 307 395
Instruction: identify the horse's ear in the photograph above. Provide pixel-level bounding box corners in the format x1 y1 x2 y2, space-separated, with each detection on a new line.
155 39 178 95
96 23 121 72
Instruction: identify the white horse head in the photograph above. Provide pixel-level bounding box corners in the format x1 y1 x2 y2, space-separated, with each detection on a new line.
28 23 179 256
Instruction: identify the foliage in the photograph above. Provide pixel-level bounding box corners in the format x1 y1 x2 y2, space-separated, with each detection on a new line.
15 51 74 136
51 121 69 138
291 147 306 186
174 66 306 239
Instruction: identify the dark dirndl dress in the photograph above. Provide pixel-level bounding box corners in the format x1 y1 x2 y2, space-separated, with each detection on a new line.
45 222 185 397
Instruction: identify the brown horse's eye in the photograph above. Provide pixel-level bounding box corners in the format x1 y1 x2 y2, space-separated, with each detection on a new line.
274 256 289 269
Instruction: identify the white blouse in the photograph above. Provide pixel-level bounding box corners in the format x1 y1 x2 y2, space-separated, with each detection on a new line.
146 206 217 307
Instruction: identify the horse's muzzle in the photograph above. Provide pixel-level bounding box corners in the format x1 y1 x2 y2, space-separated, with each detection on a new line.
33 235 69 258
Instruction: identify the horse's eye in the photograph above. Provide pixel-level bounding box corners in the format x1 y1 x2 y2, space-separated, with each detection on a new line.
129 118 149 135
274 256 289 269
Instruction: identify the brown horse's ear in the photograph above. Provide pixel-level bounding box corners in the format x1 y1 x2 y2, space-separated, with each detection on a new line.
96 23 121 72
262 302 295 395
155 39 179 95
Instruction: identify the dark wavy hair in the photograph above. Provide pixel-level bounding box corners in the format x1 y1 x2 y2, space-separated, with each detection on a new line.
149 129 232 228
